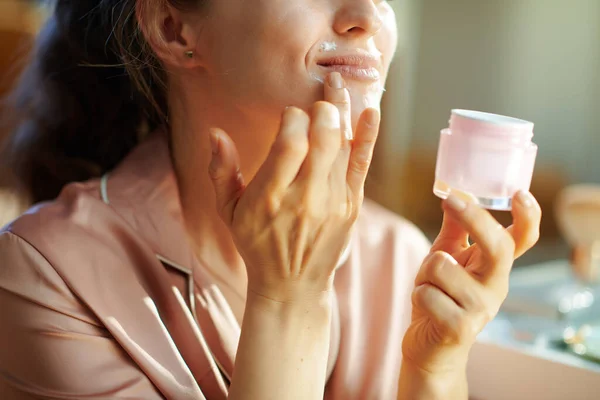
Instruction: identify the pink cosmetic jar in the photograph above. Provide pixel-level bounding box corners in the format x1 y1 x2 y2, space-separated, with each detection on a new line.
433 109 538 211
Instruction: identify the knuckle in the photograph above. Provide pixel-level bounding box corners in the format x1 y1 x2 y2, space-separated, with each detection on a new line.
412 284 430 307
426 251 449 281
208 162 226 182
331 98 351 109
263 195 281 219
358 133 378 146
293 193 322 222
329 201 349 220
349 153 372 174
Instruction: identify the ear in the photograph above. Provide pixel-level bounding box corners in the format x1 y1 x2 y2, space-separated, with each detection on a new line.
136 0 203 69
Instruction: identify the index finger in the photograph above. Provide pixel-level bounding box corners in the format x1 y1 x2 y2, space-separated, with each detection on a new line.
324 72 352 142
430 209 470 255
442 195 515 281
346 108 380 197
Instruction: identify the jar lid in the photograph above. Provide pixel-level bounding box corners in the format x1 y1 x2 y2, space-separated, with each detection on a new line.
450 109 534 138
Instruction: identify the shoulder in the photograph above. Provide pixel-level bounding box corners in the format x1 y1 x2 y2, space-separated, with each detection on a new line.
6 179 103 234
0 179 133 289
0 180 100 292
0 190 165 400
355 199 431 263
4 179 119 256
0 183 109 329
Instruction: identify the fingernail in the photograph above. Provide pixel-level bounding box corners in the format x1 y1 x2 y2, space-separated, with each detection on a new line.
328 72 344 89
445 194 467 212
209 130 221 155
516 191 534 208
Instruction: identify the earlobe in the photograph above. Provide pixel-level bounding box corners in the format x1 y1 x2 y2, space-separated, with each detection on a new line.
135 0 202 68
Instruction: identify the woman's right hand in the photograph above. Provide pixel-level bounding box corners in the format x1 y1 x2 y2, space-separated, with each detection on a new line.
207 72 380 303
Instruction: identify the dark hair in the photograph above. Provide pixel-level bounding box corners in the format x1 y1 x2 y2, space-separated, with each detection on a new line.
2 0 197 203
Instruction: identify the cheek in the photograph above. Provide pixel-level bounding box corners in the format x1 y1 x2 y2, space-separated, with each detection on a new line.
378 14 399 74
203 7 321 110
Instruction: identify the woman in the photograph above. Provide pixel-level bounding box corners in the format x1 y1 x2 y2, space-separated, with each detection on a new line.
0 0 541 399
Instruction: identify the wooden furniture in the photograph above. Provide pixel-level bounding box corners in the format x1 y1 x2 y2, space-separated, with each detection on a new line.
0 0 43 226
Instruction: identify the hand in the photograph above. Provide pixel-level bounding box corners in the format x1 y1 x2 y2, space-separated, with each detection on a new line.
402 192 542 373
208 72 380 302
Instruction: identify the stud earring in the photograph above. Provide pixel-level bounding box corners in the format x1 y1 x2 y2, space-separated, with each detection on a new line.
184 51 194 59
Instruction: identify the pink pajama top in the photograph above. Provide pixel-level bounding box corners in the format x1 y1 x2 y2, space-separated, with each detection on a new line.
0 133 430 399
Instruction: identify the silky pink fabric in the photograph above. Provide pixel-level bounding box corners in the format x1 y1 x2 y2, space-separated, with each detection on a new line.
0 133 430 399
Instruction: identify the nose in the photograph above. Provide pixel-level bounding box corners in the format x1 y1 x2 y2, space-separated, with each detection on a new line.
333 0 383 38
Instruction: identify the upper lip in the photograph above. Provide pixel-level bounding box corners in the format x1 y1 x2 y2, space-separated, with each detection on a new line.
316 50 382 69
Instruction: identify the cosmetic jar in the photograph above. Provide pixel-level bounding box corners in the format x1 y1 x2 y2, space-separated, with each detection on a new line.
433 109 538 211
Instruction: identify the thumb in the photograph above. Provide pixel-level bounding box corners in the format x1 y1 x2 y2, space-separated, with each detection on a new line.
208 128 245 225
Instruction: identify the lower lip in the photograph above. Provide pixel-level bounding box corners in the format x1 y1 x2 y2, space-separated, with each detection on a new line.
318 65 380 81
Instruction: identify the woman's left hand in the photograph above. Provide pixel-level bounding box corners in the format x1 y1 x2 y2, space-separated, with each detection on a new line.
402 191 542 374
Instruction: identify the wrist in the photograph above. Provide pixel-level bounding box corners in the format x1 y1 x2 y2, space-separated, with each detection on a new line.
246 274 335 305
245 288 333 322
398 359 468 400
401 334 470 375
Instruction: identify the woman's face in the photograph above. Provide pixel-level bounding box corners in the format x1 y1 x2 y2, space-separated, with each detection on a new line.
195 0 398 129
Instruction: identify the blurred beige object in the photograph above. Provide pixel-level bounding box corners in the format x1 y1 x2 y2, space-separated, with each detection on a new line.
556 184 600 283
0 0 45 36
0 186 26 227
0 0 43 225
0 0 44 96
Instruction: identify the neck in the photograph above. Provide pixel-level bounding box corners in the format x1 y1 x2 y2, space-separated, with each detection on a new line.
167 77 280 280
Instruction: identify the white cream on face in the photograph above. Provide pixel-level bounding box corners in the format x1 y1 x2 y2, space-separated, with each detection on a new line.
309 41 338 84
309 72 325 84
320 41 337 52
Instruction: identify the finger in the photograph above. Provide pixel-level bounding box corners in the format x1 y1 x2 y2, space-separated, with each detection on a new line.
325 73 353 198
416 251 489 312
430 208 470 255
297 101 342 182
324 72 352 141
442 194 515 281
251 107 310 192
208 128 246 225
507 191 542 259
412 283 466 344
346 108 380 197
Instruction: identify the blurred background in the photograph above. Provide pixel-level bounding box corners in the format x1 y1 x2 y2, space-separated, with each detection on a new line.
373 0 600 267
0 0 599 268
